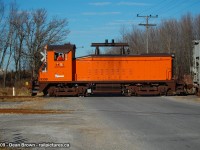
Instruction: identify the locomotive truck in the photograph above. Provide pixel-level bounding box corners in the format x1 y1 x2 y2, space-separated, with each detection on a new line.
31 40 185 96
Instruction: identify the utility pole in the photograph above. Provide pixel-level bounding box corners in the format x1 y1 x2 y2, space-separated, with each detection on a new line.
137 14 158 53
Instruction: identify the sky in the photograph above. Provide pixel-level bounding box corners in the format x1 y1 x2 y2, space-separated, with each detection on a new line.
5 0 200 57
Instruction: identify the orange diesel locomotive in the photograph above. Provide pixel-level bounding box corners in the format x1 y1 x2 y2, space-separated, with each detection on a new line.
31 41 184 96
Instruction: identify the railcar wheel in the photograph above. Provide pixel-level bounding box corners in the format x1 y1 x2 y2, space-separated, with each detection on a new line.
166 89 173 96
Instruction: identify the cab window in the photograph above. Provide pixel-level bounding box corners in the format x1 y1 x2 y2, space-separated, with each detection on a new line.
54 52 65 61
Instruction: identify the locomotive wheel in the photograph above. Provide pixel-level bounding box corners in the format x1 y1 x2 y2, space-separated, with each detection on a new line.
166 89 173 96
43 90 48 96
124 89 132 97
31 93 37 96
48 86 56 97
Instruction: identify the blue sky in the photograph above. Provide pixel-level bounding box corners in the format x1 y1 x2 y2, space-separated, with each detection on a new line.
5 0 200 56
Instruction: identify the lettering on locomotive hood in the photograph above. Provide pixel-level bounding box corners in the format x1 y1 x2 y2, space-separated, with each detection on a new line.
55 74 64 78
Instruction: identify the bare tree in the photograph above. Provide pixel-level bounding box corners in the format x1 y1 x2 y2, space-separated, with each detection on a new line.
179 13 194 77
194 14 200 40
9 4 27 81
126 26 146 54
159 19 179 53
24 9 70 77
0 1 70 87
0 1 17 87
0 1 9 69
119 25 128 43
148 27 160 53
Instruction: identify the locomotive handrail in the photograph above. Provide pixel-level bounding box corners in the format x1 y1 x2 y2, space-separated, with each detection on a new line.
91 39 129 47
91 43 129 47
39 62 47 73
91 40 129 55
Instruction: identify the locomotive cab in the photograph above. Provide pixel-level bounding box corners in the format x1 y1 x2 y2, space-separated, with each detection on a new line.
39 44 76 82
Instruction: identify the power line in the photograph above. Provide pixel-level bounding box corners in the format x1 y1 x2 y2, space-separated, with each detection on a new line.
173 0 200 16
138 0 167 15
132 0 176 26
137 14 158 54
138 0 188 20
149 0 177 15
131 0 197 37
158 0 188 17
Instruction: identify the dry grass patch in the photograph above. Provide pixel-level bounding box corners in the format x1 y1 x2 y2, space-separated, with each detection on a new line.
0 87 30 96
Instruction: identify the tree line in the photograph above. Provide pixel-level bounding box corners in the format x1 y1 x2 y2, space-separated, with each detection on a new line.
0 1 69 87
112 13 200 79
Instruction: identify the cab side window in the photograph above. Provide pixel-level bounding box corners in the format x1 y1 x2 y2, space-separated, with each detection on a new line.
54 52 65 61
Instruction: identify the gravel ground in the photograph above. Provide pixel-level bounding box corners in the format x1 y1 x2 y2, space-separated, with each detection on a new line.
0 95 200 150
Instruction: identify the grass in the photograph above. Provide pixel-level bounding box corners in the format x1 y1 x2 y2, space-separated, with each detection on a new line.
0 87 31 96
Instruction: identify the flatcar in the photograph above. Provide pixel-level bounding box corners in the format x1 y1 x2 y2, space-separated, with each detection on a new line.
31 40 185 96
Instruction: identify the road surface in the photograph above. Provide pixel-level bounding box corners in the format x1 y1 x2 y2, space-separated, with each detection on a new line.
0 95 200 150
